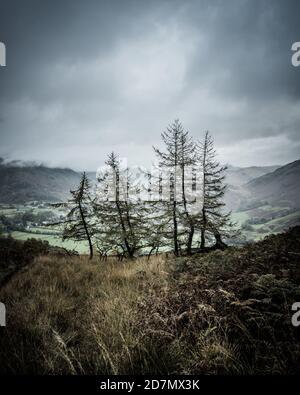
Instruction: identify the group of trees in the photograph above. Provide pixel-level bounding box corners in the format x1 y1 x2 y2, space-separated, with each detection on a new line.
56 120 235 259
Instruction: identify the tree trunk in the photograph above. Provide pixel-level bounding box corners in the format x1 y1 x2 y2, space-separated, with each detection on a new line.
78 202 93 260
200 229 205 251
214 232 227 250
181 164 194 255
116 201 132 259
147 246 155 260
173 200 179 256
187 226 194 255
200 208 206 251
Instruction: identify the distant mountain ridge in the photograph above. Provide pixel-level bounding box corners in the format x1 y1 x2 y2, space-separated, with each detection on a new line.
0 159 299 208
225 165 280 187
0 163 82 203
246 159 300 208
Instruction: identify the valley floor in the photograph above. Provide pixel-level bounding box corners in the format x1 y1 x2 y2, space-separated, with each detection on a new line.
2 202 300 254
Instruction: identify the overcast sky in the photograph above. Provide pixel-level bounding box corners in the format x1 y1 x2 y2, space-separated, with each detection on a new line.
0 0 299 170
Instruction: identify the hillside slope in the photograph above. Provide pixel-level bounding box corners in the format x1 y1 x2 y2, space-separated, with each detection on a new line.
226 164 280 187
0 163 81 203
220 165 282 212
246 159 300 208
0 227 300 374
138 226 300 374
0 159 298 212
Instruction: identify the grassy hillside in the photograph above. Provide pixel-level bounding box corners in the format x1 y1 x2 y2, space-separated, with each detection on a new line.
232 205 300 241
0 227 300 374
227 160 300 239
0 164 81 203
246 159 300 208
226 165 280 187
0 203 90 254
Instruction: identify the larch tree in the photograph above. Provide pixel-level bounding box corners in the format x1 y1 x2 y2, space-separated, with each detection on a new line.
153 119 197 256
94 152 153 259
153 120 181 256
178 128 197 255
198 131 232 250
53 172 94 259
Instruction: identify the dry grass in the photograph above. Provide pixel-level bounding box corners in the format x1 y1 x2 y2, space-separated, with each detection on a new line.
0 254 168 374
136 227 300 374
1 227 300 374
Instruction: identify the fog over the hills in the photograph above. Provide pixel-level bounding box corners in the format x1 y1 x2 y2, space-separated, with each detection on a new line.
0 0 299 171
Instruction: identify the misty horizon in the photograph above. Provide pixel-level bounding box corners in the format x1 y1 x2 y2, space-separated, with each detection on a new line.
0 153 291 174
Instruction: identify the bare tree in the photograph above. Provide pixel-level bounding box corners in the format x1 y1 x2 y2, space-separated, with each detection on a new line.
94 152 154 259
153 120 182 256
53 172 94 259
198 131 232 250
178 128 197 254
153 120 197 256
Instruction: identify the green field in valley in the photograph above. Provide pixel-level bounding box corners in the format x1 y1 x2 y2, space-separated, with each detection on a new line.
0 203 89 254
1 202 299 252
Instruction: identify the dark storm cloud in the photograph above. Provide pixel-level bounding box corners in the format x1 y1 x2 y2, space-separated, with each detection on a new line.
184 0 300 100
0 0 299 169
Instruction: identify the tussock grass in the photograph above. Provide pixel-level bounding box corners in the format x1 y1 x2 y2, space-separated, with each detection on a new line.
0 255 168 374
1 227 300 374
136 227 300 374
